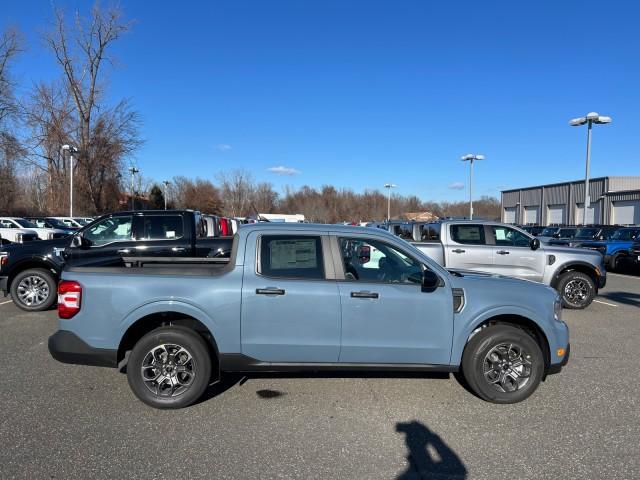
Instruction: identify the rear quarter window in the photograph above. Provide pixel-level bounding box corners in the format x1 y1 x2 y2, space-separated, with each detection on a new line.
450 225 486 245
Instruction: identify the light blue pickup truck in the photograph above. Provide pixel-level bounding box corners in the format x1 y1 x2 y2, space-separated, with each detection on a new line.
49 223 570 409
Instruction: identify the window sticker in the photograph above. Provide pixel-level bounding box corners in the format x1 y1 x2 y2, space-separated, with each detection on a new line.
270 239 317 269
166 230 176 238
495 229 507 241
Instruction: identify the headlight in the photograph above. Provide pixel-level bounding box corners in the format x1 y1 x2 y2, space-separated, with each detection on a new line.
554 296 563 322
47 232 55 240
15 233 24 243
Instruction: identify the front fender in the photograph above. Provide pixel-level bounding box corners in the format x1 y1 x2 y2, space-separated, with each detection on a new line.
450 304 552 367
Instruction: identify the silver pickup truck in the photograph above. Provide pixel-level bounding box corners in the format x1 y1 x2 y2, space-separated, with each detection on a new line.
387 220 606 309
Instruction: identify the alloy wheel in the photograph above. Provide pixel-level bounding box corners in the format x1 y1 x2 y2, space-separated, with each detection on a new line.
140 344 196 398
16 275 50 307
483 343 532 393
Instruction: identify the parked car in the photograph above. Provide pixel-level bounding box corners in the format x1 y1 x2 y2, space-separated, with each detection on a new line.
51 217 84 228
409 221 605 309
73 217 94 226
519 225 545 236
49 223 570 409
551 226 619 247
24 216 79 235
0 217 70 241
536 226 578 244
0 219 40 243
573 227 640 270
0 210 233 312
628 241 640 271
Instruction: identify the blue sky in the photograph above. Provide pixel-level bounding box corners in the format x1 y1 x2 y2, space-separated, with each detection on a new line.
3 1 638 201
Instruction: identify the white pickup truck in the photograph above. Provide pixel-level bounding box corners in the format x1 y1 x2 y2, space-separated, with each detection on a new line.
383 220 606 309
0 217 68 241
0 219 40 244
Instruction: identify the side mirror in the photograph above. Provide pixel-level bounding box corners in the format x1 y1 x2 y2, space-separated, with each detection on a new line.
71 234 90 248
530 238 540 250
422 269 441 293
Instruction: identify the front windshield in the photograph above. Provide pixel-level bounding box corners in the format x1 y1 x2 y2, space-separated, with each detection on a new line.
46 218 69 228
575 228 598 239
540 228 557 236
15 219 37 228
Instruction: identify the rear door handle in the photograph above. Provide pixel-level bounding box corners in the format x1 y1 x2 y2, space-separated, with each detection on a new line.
452 249 466 253
256 288 285 296
117 249 131 254
496 250 510 255
351 291 379 299
171 247 186 253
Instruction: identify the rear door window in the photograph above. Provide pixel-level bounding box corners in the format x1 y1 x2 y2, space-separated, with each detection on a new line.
450 225 486 245
139 215 184 240
259 235 325 280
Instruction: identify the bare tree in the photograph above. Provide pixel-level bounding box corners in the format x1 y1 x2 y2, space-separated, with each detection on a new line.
217 169 255 217
0 27 21 126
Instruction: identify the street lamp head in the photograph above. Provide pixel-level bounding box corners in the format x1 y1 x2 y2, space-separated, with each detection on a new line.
569 117 587 126
384 183 397 188
586 112 600 120
461 154 484 161
595 116 612 124
61 144 79 153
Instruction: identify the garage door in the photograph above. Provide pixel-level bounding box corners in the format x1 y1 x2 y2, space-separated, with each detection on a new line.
503 207 516 223
524 206 539 224
547 205 566 225
575 202 601 224
612 200 640 225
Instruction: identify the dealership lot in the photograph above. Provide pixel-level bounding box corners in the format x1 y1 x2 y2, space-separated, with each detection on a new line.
0 272 638 479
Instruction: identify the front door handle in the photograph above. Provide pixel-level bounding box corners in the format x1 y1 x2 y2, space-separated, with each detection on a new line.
171 247 186 253
117 248 131 254
496 250 510 255
451 249 466 254
256 288 285 296
351 291 379 299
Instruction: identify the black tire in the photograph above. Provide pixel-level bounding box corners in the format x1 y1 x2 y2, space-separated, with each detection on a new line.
608 254 621 271
127 326 212 409
557 271 596 309
459 324 544 404
10 268 57 311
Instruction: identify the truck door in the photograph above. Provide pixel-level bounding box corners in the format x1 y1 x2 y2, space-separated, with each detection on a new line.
488 225 545 282
241 232 342 362
335 235 453 365
445 224 494 272
64 215 136 267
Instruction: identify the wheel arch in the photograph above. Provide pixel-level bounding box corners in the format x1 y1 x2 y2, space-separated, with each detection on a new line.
7 259 60 290
550 261 599 290
458 314 552 375
117 311 220 379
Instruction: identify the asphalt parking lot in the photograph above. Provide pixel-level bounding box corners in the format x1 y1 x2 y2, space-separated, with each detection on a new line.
1 271 639 480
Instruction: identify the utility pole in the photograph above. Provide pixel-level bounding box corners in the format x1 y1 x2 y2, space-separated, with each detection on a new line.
460 154 485 220
384 183 397 221
129 167 140 210
162 180 170 210
61 145 78 217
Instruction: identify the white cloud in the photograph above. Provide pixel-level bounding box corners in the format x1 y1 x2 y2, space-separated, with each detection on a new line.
216 144 232 151
268 166 301 176
449 182 465 190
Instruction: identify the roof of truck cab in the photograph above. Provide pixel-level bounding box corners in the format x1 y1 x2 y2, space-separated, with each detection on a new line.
240 222 396 237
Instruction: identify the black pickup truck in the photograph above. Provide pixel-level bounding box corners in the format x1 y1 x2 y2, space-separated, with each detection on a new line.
0 210 233 312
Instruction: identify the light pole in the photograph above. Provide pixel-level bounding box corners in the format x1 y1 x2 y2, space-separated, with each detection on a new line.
569 112 612 225
128 166 140 210
162 180 170 210
384 183 397 221
61 145 78 217
460 154 485 220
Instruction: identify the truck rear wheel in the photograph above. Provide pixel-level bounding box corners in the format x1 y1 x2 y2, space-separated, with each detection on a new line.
459 324 544 404
557 271 595 309
10 268 57 311
127 326 212 409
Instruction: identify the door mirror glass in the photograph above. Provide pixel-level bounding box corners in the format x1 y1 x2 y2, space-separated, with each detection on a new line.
422 269 440 293
530 238 540 250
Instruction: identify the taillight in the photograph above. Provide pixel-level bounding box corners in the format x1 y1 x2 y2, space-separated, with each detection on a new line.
58 280 82 319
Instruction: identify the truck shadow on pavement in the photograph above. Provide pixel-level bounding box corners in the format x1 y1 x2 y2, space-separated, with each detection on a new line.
396 420 467 479
598 291 640 307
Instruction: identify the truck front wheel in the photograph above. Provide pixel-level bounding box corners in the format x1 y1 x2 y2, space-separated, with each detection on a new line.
557 271 596 309
10 268 57 311
127 326 212 409
460 324 544 404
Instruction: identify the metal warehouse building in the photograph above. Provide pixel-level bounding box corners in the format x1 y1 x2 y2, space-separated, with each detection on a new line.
501 176 640 226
